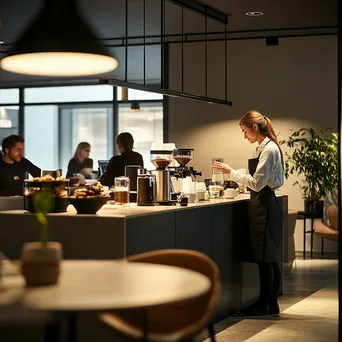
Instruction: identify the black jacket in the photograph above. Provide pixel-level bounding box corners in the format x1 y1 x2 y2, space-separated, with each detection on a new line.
0 157 41 196
100 150 144 187
66 157 93 178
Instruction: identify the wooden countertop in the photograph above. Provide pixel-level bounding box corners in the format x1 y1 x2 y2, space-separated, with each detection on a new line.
0 194 284 219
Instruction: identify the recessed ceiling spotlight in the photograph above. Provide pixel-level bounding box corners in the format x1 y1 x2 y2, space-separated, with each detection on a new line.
246 11 263 17
0 41 4 45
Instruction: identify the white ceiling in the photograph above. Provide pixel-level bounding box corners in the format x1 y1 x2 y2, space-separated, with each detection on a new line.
0 0 337 85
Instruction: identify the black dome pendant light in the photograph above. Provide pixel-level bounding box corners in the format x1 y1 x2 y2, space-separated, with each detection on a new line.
0 0 118 76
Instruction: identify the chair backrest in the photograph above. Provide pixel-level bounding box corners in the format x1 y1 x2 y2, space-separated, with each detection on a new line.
326 205 338 230
98 160 109 177
126 249 221 340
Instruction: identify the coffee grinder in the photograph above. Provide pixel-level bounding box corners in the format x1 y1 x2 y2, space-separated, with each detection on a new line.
172 149 202 179
150 150 173 204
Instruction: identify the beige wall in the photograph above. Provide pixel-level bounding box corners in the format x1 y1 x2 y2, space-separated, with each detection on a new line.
168 35 338 253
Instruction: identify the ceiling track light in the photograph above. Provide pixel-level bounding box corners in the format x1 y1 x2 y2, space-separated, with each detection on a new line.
0 0 118 77
246 11 264 17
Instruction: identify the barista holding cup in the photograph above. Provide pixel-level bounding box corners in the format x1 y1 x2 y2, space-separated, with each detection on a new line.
213 110 284 316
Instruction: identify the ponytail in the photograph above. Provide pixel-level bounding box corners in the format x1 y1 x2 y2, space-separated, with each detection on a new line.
264 116 284 166
240 110 284 165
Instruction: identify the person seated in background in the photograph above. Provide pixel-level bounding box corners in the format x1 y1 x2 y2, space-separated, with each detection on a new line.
100 132 144 187
66 142 93 179
0 135 41 196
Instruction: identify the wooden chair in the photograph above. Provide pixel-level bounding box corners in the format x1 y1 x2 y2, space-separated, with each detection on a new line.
97 249 221 342
314 205 338 242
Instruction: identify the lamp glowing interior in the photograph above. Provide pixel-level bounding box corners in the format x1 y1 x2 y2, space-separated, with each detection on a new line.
0 52 118 76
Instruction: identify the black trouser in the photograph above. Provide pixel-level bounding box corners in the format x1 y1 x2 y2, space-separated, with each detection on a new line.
258 262 281 304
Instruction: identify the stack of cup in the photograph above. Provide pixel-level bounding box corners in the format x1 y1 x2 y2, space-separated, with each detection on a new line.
195 182 206 201
182 177 196 203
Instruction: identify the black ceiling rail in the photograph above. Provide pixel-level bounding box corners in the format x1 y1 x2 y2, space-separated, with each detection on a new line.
181 3 184 93
0 26 337 50
125 0 128 82
225 22 227 102
166 0 228 24
143 0 146 85
100 78 233 106
97 31 337 48
101 25 337 41
204 9 207 98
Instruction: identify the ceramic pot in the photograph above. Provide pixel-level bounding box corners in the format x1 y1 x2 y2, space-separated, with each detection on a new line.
21 242 63 286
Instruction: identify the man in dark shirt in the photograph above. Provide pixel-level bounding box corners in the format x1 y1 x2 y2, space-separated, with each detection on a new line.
100 132 144 187
0 135 41 196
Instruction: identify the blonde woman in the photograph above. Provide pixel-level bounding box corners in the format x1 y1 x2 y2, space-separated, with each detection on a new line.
213 110 284 316
66 142 93 178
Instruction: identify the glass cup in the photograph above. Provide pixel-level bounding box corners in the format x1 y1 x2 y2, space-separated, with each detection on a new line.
212 158 224 174
114 176 130 205
208 185 220 199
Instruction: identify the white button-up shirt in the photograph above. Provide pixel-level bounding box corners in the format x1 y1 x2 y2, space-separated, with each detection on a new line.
230 137 284 192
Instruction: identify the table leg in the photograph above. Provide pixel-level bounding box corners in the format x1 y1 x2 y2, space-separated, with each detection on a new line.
310 219 314 259
303 219 306 260
142 308 149 342
67 312 78 342
44 314 61 342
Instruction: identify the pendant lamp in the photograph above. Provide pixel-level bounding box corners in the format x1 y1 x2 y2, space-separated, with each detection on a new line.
130 101 140 112
0 0 118 76
0 107 12 128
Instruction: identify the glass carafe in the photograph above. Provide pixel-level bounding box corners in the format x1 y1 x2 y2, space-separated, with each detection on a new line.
212 157 224 183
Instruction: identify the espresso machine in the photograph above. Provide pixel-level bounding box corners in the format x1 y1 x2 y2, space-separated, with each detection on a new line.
150 150 173 204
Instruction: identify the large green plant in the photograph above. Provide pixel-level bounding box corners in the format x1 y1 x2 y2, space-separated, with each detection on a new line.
280 128 338 201
33 188 54 247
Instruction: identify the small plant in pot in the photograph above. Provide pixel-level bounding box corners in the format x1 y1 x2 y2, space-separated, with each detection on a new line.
280 128 338 217
21 188 63 286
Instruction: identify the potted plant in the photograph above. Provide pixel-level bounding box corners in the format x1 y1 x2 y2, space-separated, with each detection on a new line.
280 128 338 217
21 188 63 286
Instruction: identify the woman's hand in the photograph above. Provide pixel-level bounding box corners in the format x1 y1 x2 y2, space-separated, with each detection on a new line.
212 161 232 174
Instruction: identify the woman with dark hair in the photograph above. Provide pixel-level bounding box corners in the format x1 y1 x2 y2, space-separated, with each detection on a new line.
213 110 284 316
100 132 143 187
66 142 93 178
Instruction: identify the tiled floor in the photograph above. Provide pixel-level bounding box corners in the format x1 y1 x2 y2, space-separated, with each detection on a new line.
201 255 338 342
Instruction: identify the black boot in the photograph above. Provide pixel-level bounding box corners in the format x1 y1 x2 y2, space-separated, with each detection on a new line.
238 299 270 316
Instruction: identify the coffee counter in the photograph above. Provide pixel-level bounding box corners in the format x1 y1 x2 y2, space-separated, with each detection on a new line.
0 194 288 320
0 196 24 211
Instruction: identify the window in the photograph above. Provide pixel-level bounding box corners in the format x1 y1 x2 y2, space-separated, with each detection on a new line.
117 87 163 101
24 105 59 170
59 105 113 175
0 88 19 104
24 85 113 103
0 106 20 152
118 102 163 170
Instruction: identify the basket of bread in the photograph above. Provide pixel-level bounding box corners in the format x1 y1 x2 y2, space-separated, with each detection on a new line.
68 183 110 214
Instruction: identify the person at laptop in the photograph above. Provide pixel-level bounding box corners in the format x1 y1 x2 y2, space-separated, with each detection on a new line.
100 132 144 187
0 135 41 196
66 142 93 179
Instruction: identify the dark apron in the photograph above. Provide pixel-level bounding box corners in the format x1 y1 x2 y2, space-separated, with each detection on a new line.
243 142 283 263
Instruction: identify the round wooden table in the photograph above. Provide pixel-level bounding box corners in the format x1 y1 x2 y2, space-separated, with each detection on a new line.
1 260 211 341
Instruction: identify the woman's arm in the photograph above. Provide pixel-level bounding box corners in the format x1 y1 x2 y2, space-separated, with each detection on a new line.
230 150 276 192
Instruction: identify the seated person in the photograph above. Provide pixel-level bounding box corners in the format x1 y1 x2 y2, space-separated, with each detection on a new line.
66 142 93 179
0 135 41 196
100 132 144 187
